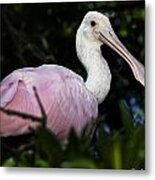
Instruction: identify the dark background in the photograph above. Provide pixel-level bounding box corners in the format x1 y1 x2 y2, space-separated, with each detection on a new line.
1 1 145 169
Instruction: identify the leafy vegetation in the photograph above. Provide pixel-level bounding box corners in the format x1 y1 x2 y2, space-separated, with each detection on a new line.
0 1 145 169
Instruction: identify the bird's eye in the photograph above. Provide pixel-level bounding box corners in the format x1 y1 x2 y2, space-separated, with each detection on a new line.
90 21 96 27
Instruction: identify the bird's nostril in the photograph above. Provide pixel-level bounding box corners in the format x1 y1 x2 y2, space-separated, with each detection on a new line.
109 31 113 37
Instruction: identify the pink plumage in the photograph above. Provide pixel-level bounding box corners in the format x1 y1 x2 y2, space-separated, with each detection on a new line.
0 65 98 138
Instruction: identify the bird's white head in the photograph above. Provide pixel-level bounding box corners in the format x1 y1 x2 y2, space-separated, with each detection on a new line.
77 11 110 46
76 11 144 86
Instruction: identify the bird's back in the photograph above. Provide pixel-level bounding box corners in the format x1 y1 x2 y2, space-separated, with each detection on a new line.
0 65 98 138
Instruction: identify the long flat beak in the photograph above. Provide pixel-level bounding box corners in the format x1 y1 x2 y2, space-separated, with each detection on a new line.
99 24 145 86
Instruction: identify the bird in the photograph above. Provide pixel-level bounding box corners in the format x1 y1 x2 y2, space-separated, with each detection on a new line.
0 11 144 139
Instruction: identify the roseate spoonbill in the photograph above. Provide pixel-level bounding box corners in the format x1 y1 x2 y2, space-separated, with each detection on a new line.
0 11 144 138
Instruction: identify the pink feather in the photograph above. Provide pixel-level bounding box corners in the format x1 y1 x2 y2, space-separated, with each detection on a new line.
0 65 98 138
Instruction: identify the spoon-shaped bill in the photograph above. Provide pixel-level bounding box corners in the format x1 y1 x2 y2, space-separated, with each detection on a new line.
99 24 144 86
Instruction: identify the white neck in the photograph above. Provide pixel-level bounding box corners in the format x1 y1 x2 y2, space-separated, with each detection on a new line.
76 29 112 104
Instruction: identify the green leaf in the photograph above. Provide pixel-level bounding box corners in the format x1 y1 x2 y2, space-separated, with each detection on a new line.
35 159 50 167
61 158 96 168
119 99 133 135
111 134 122 169
2 157 16 167
35 127 62 167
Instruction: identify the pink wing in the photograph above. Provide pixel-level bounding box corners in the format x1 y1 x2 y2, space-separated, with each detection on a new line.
0 65 98 138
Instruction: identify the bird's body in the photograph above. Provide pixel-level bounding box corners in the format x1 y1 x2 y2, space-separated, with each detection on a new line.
0 11 144 138
0 65 98 137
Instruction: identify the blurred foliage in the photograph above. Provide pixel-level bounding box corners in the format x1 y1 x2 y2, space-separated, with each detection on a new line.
0 1 145 169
